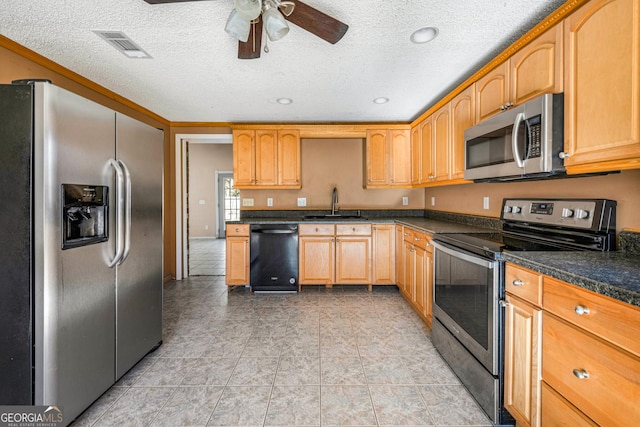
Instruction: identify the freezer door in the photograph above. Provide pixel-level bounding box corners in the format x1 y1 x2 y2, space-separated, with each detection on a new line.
114 113 163 379
33 83 116 421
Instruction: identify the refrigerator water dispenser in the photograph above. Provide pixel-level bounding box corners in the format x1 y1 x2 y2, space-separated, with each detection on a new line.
62 183 108 249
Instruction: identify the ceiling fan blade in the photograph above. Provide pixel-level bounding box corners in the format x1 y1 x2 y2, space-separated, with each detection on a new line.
143 0 207 4
238 18 263 59
286 0 348 44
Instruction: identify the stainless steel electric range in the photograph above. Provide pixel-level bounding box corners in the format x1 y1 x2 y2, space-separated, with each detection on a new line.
430 198 617 426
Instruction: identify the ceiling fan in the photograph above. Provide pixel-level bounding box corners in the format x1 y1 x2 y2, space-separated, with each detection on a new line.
143 0 349 59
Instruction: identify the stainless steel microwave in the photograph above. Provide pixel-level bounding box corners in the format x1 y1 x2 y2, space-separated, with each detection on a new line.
464 93 564 182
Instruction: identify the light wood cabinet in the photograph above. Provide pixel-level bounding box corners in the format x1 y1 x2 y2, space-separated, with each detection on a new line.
505 262 640 426
395 225 405 290
418 117 433 184
365 129 411 187
432 103 451 182
450 85 475 181
562 0 640 174
225 224 250 286
476 24 562 122
232 128 301 188
299 223 373 290
400 226 433 325
372 224 395 285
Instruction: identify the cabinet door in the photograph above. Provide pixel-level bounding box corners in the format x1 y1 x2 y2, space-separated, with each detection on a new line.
425 250 433 322
372 225 395 284
504 294 542 427
510 24 562 106
413 246 427 316
403 241 415 299
225 236 249 285
410 125 421 185
299 237 334 284
450 86 475 180
255 130 278 186
432 103 451 182
476 61 510 122
335 237 371 284
277 129 301 187
232 130 255 187
395 225 405 289
365 129 389 186
419 117 433 183
563 0 640 173
389 129 411 185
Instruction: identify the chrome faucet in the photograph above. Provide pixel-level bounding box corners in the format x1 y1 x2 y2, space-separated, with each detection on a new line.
331 187 339 215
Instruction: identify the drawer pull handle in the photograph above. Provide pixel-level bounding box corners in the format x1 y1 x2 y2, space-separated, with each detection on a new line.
572 369 589 380
574 305 590 315
512 279 524 287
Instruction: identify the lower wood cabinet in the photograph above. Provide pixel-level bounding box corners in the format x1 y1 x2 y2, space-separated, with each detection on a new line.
504 262 640 426
225 224 250 286
400 226 433 325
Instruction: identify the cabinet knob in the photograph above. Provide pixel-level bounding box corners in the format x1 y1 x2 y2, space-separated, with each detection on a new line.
574 305 590 315
559 151 571 159
512 279 524 287
499 300 509 308
428 175 435 179
414 237 421 241
235 228 240 232
572 369 589 380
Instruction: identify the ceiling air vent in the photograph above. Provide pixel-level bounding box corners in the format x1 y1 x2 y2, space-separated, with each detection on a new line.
93 31 152 58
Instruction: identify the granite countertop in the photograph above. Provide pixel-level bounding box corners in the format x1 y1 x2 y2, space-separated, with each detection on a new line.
501 251 640 307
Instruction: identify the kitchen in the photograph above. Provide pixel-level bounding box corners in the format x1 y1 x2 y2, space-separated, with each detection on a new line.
1 0 640 426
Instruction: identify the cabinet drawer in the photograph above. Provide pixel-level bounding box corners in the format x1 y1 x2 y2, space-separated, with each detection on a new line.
540 381 596 427
505 263 542 307
226 224 250 236
299 224 335 236
411 230 431 251
403 228 415 243
542 312 640 426
544 276 640 358
336 224 371 236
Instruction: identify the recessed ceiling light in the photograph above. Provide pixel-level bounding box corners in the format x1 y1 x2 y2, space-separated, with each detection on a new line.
373 97 389 104
277 98 293 105
410 27 439 44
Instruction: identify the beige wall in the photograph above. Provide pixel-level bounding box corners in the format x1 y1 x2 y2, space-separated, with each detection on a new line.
240 138 425 210
188 143 233 238
425 169 640 231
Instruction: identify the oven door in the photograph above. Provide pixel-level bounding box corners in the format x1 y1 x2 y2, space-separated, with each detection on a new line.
432 240 501 375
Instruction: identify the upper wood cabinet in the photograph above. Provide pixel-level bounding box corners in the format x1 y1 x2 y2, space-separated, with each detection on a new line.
562 0 640 174
450 85 475 180
365 129 411 188
476 24 563 122
432 103 452 182
232 128 301 189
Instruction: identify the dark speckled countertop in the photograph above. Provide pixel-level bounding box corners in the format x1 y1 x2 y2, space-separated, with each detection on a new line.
501 251 640 307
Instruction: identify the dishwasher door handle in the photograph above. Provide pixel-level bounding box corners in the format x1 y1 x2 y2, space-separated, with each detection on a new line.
252 229 298 234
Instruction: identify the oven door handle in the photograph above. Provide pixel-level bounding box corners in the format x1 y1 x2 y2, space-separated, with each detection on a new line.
431 240 496 269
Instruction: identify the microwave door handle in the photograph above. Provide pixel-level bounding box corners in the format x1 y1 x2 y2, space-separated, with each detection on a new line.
512 112 526 168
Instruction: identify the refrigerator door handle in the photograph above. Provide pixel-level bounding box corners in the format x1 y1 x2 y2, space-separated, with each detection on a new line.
118 159 132 265
108 158 125 268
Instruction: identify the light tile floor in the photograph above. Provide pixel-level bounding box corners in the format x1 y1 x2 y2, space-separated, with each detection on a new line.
72 278 492 426
189 238 226 276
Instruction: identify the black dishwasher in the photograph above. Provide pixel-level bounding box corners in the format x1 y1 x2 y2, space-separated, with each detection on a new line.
250 224 299 292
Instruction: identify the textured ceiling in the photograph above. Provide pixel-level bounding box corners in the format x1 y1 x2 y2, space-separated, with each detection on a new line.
1 0 565 123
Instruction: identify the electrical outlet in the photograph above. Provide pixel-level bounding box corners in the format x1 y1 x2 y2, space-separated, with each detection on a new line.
402 196 409 206
297 197 307 207
199 199 205 205
205 225 208 230
483 196 490 210
242 198 254 207
267 198 273 207
431 197 436 207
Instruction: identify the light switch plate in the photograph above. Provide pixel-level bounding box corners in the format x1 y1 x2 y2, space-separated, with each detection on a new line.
267 198 273 207
431 197 436 206
483 196 490 210
297 197 307 207
402 196 409 206
242 198 254 207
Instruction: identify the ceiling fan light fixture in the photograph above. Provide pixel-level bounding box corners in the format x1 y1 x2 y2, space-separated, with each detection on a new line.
225 9 251 42
234 0 262 20
263 3 289 41
276 1 296 17
410 27 439 44
373 97 389 104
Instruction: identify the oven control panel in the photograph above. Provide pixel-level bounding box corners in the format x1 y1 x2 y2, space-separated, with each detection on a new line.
501 198 616 231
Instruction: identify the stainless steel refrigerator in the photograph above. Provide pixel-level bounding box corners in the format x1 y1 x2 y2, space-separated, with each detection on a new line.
0 81 163 425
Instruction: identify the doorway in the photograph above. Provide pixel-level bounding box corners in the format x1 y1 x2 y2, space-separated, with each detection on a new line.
217 173 240 238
